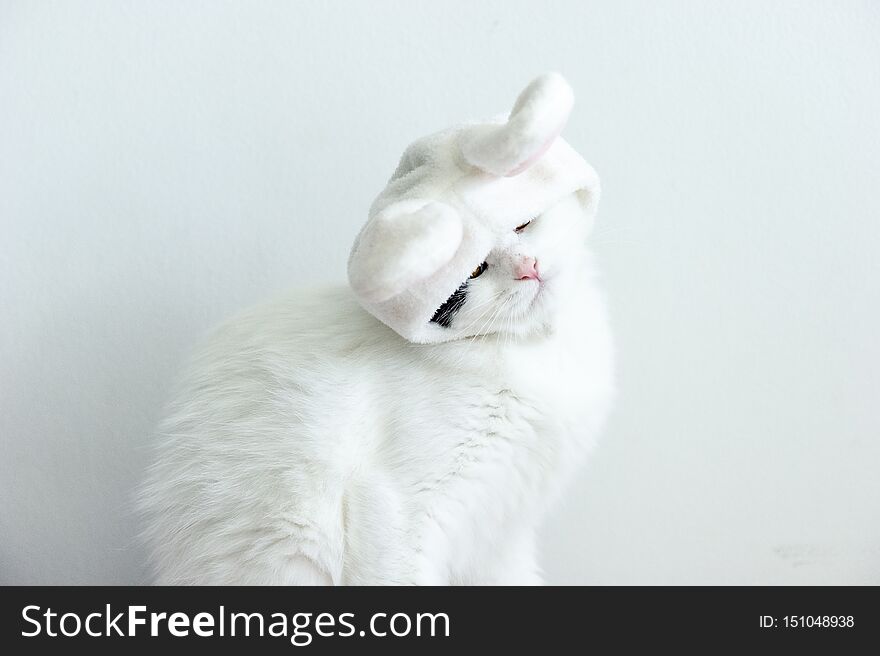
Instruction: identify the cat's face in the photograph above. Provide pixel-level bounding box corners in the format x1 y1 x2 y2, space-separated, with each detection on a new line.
429 192 591 340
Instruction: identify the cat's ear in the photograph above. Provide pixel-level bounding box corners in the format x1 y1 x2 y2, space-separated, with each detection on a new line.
348 200 463 303
461 72 574 177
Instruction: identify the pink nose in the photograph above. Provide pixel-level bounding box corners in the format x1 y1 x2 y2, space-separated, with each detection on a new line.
514 256 540 281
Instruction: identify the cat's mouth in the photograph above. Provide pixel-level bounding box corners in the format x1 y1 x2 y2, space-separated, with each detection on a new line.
513 279 545 315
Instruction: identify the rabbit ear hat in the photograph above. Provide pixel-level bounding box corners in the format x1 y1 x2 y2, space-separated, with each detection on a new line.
347 72 600 344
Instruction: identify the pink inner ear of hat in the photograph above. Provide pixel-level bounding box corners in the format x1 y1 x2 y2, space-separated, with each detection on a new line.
504 123 565 177
460 72 575 178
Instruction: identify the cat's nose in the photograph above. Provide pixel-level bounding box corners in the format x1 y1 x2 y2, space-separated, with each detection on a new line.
514 256 540 281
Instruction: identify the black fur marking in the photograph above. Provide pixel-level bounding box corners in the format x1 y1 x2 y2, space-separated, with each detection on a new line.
430 282 469 328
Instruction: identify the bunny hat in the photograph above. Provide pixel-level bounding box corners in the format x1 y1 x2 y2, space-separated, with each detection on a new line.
347 72 600 344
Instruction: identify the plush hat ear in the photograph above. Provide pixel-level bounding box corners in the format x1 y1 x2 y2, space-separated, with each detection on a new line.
461 72 574 177
348 200 463 303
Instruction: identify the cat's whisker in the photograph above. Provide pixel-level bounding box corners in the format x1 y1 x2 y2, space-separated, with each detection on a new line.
476 296 515 350
463 293 506 334
442 292 509 367
477 295 512 338
467 293 507 339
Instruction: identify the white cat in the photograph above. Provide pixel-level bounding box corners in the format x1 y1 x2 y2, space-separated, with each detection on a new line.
139 74 614 585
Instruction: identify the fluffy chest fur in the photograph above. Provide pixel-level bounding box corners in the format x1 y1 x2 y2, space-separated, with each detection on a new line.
369 288 612 578
140 282 612 584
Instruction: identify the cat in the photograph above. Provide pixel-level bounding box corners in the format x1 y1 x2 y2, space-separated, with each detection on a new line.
138 73 614 585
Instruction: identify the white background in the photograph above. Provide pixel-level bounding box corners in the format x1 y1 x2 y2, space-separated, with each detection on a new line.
2 1 879 585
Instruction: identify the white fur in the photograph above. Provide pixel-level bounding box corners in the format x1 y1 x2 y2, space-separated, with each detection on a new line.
139 193 614 585
139 74 613 585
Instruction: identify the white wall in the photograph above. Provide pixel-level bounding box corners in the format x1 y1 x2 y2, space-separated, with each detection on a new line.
2 1 879 585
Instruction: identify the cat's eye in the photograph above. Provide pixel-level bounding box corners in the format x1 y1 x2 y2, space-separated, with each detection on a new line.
469 262 488 279
514 220 532 233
